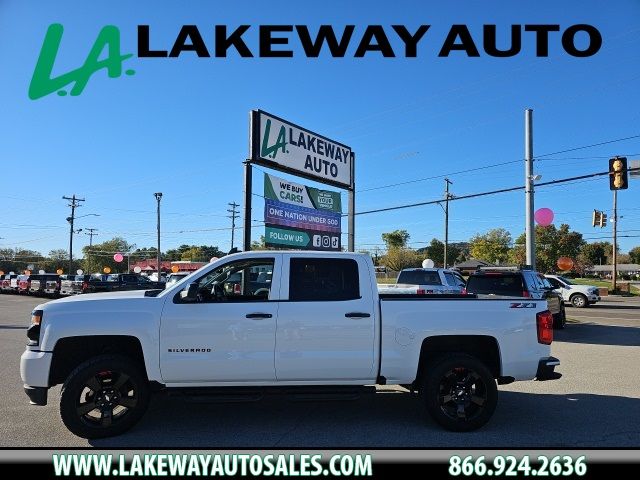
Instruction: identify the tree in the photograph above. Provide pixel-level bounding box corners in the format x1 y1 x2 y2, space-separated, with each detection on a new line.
379 247 422 271
469 228 512 264
381 230 410 249
251 236 267 251
511 224 584 273
82 237 134 273
629 246 640 264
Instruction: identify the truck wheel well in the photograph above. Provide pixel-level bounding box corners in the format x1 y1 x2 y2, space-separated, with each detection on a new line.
413 335 501 388
49 336 145 386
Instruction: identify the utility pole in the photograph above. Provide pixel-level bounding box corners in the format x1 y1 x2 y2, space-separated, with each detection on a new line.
62 195 85 274
84 228 98 274
227 202 240 250
612 190 618 292
444 178 453 268
524 109 536 270
243 161 252 251
154 193 163 280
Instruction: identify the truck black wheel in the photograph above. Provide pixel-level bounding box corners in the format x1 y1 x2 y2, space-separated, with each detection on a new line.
422 354 497 432
554 307 567 329
60 354 150 439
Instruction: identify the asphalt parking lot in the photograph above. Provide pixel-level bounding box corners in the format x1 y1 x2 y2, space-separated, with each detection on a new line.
1 294 638 448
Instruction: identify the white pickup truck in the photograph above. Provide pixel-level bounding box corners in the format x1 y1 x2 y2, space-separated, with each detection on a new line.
21 251 560 439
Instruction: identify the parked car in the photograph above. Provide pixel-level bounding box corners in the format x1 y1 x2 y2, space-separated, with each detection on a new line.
21 251 560 438
84 273 164 293
545 275 600 308
28 275 46 296
17 274 31 294
30 274 61 297
1 274 19 293
165 272 190 287
59 274 92 296
42 274 62 298
378 267 466 294
465 266 567 329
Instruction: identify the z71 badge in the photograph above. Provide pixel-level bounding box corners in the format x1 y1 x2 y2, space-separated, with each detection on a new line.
509 302 537 308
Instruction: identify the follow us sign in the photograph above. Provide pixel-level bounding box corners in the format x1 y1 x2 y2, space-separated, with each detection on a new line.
265 226 340 251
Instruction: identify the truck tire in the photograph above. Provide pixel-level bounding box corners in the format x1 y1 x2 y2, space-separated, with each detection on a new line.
421 354 497 432
570 293 588 308
554 307 567 329
60 354 150 439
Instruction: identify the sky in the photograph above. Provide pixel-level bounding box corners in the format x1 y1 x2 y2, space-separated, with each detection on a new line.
1 0 639 260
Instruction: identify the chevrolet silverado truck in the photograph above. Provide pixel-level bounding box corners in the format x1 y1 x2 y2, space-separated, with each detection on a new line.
20 252 560 439
83 273 164 293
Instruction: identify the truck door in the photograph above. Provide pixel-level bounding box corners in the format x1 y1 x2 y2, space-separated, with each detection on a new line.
159 255 281 383
275 256 376 382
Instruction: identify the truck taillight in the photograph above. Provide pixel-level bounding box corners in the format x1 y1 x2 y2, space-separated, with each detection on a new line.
536 310 554 345
82 281 88 290
234 283 241 294
417 289 425 295
461 288 467 294
522 290 531 298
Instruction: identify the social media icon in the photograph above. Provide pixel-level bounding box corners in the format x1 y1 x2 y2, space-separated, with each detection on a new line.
331 236 339 248
312 235 322 247
322 236 330 247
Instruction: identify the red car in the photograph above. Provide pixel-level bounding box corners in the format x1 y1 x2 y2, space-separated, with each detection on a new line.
17 274 31 294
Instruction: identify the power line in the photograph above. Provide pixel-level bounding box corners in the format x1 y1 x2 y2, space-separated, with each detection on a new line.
535 134 640 158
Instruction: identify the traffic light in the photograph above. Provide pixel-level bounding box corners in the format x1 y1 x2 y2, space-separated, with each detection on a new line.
592 210 601 227
609 156 628 190
600 213 607 228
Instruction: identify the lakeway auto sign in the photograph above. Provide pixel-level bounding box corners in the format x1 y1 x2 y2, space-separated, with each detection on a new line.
264 173 341 251
251 110 353 189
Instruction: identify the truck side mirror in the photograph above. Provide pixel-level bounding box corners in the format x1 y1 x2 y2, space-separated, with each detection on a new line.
180 282 199 302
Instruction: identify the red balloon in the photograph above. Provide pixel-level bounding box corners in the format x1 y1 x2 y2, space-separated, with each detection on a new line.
535 208 554 226
557 257 574 271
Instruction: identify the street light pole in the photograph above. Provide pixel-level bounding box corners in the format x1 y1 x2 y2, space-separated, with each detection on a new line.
154 193 163 280
444 178 453 268
524 109 536 270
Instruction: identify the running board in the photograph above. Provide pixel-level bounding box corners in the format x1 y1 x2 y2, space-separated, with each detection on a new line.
168 385 376 404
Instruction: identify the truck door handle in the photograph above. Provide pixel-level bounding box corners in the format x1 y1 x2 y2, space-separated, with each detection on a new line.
245 313 273 319
345 312 371 319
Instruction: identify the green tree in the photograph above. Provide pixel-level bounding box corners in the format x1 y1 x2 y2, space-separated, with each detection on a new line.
381 230 410 249
82 237 134 273
629 246 640 264
469 228 512 264
380 247 422 272
511 224 585 272
251 236 267 251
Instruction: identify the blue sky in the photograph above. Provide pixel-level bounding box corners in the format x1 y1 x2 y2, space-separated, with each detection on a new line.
1 0 639 258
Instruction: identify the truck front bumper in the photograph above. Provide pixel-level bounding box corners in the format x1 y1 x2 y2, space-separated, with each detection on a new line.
535 356 561 381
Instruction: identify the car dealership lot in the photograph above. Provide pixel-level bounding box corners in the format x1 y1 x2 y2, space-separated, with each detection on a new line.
1 294 638 448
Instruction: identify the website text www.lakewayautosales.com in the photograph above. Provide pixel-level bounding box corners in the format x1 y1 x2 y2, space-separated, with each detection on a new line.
52 453 372 477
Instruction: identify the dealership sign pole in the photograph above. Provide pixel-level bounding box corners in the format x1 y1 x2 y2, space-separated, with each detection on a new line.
245 109 355 251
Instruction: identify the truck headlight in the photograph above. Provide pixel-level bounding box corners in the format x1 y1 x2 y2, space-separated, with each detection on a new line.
27 309 42 345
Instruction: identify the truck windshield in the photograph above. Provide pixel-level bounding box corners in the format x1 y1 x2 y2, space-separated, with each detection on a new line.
397 270 442 285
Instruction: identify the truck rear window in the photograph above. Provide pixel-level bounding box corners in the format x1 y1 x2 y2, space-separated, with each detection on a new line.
289 258 359 301
397 270 442 285
466 274 524 296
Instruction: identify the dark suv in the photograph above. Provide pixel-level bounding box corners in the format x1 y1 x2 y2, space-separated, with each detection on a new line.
465 267 566 329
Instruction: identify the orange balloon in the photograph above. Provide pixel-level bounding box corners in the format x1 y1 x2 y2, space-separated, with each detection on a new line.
557 257 574 271
56 269 63 275
0 270 4 276
171 265 179 273
103 266 111 274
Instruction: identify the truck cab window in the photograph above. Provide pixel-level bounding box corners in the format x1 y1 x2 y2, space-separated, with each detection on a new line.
187 258 275 303
289 258 359 301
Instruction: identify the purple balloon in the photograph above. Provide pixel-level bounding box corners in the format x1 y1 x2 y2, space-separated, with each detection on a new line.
534 208 554 226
